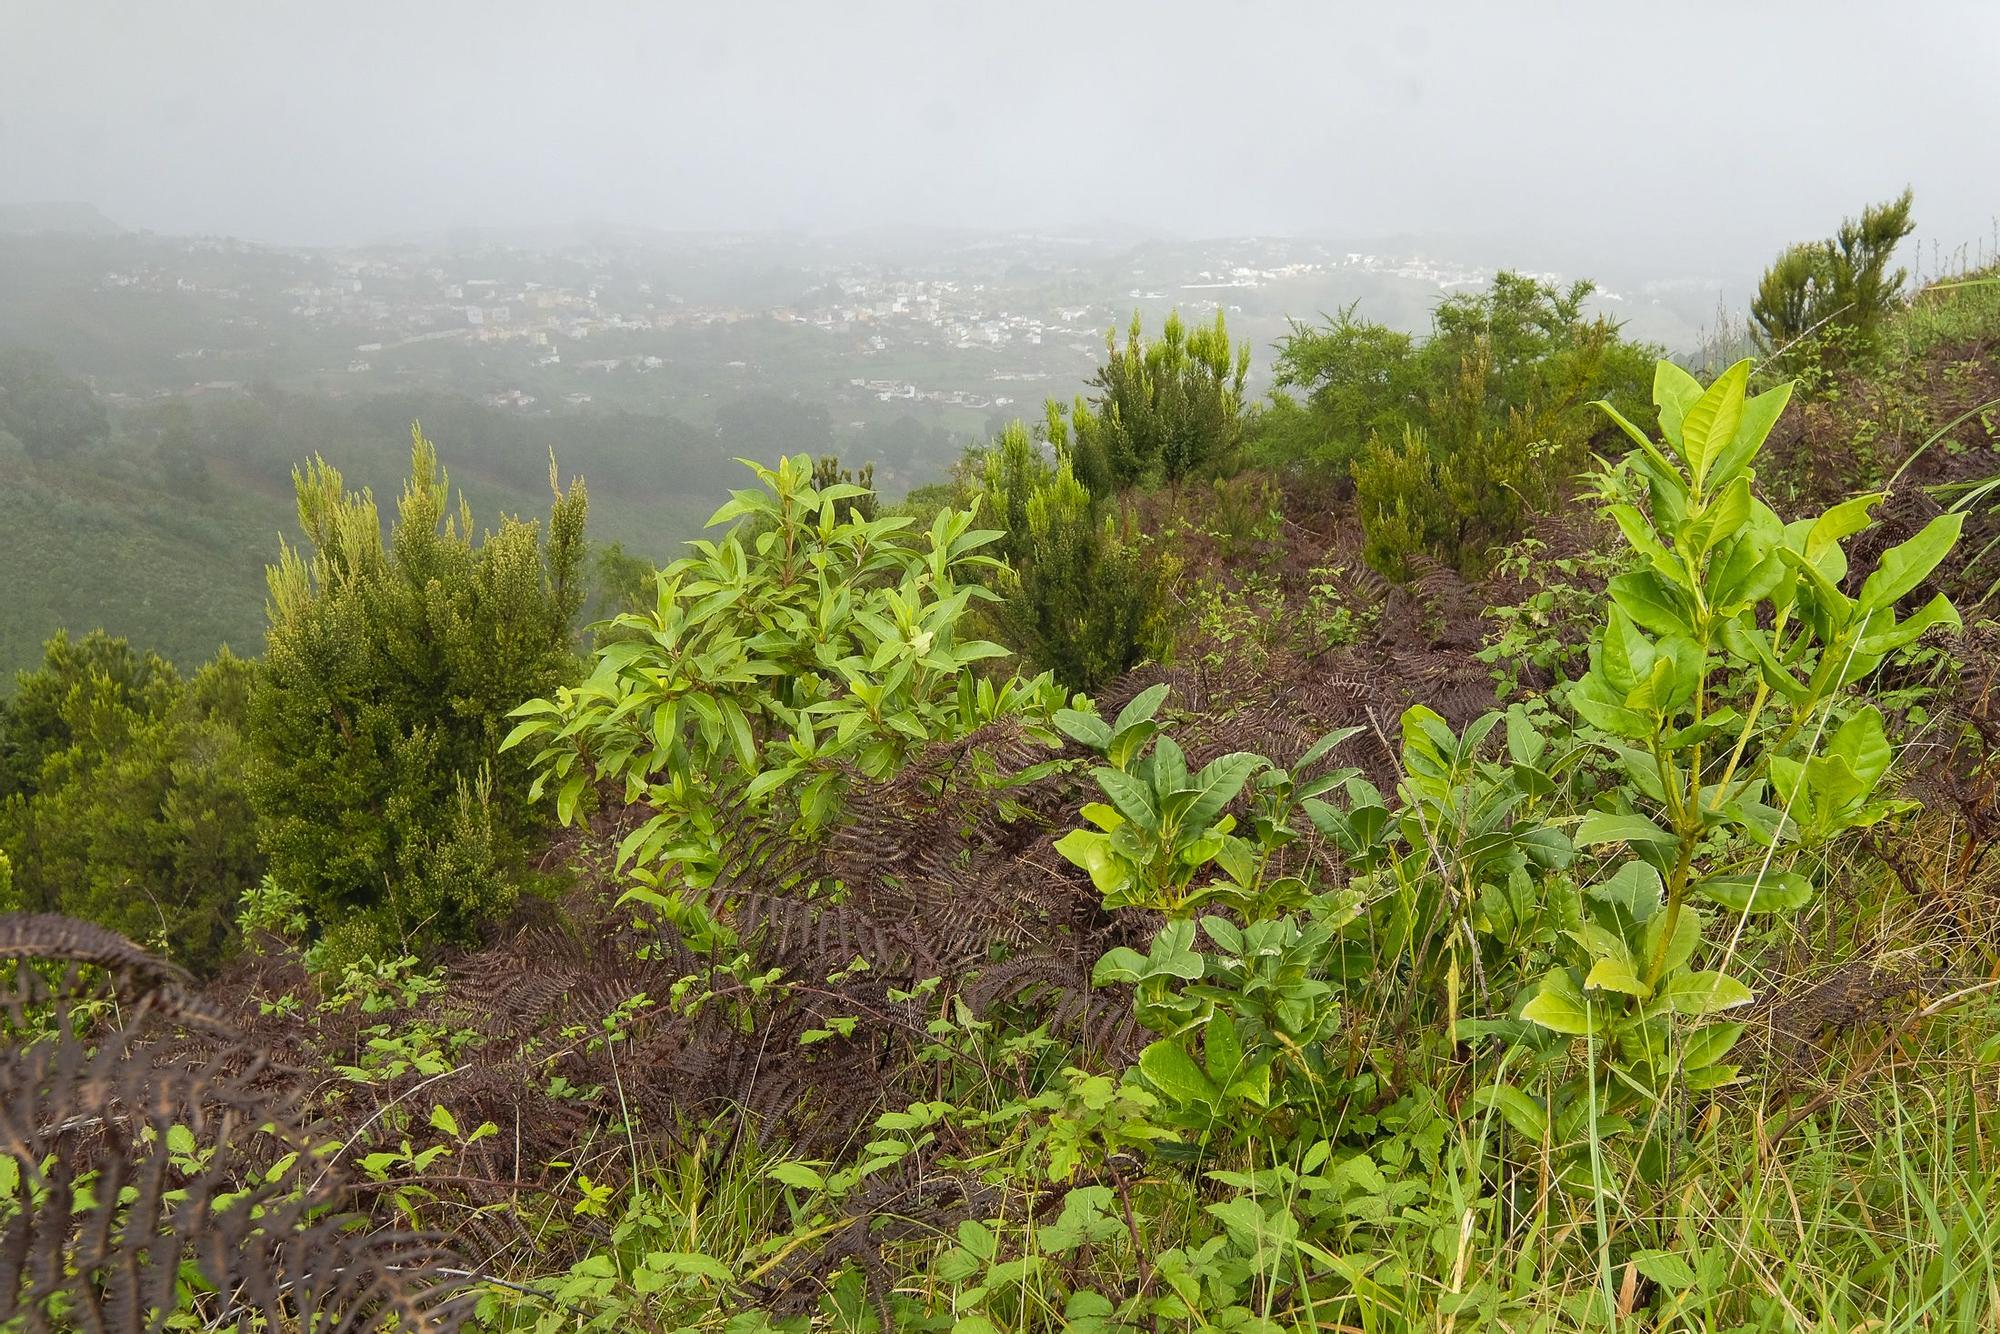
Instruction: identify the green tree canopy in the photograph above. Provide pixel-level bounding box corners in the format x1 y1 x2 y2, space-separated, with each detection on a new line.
0 346 108 462
249 424 587 964
0 629 178 801
1264 271 1652 575
1072 309 1252 492
0 637 259 972
1750 189 1915 354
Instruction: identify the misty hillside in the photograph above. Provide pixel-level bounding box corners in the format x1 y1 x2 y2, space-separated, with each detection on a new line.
0 200 122 236
0 390 744 670
0 221 1761 675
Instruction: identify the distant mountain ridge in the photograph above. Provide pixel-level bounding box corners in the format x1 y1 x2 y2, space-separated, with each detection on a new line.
0 201 122 237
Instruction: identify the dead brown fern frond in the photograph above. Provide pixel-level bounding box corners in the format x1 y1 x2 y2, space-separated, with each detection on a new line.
0 913 469 1333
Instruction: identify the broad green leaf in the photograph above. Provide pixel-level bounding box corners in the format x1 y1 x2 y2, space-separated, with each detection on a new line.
1586 859 1664 926
1053 707 1113 751
1653 359 1705 447
1599 606 1657 696
1607 572 1691 638
1690 475 1754 557
1661 970 1754 1015
767 1162 825 1190
1633 1249 1698 1291
1567 918 1631 966
1138 1038 1219 1109
1684 1061 1745 1091
1112 682 1171 734
1805 492 1884 565
1143 920 1205 979
1801 753 1865 810
1710 537 1787 617
1707 379 1794 486
1719 616 1808 703
1093 767 1159 831
1054 829 1126 897
1472 1084 1549 1142
719 698 758 769
1522 971 1597 1036
498 718 548 752
1682 359 1750 492
1858 511 1965 613
1570 679 1652 740
956 1219 997 1262
1694 870 1812 914
1858 591 1961 654
1174 752 1267 833
1152 734 1190 793
1294 725 1366 773
1575 810 1675 850
1223 1060 1273 1107
1598 398 1689 495
1200 915 1243 954
1606 505 1679 579
1827 706 1892 790
652 1252 733 1284
1679 1021 1745 1072
1584 956 1650 999
1205 1010 1245 1085
1089 947 1147 986
1638 902 1703 977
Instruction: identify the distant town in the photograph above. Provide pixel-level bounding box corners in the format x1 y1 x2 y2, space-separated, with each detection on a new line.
32 225 1726 441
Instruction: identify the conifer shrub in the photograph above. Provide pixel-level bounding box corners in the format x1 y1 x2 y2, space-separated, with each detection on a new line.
973 418 1175 691
1071 308 1252 492
248 425 586 965
1751 189 1916 360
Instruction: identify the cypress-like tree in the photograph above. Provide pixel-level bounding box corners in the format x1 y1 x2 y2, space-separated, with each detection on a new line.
1751 190 1915 354
0 635 260 973
1079 309 1251 491
248 425 586 965
972 419 1173 691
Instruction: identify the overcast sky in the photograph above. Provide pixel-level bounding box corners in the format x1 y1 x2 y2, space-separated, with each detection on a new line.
3 1 1996 273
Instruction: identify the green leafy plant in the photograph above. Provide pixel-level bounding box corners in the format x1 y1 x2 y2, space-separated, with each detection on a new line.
1052 685 1349 917
1486 357 1960 1173
507 453 1061 902
251 425 587 963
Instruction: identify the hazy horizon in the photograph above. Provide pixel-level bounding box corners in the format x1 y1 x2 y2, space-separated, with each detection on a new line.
5 1 1997 277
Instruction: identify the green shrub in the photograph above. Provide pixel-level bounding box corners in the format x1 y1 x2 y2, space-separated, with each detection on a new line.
1072 308 1251 491
249 425 586 960
1273 271 1651 576
1353 424 1453 578
970 418 1175 691
0 637 261 972
507 452 1062 900
1004 459 1174 692
1479 358 1960 1184
1751 189 1915 359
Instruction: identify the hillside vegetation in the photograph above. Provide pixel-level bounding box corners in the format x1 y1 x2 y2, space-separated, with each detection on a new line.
7 203 2000 1331
0 382 770 674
